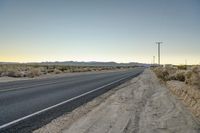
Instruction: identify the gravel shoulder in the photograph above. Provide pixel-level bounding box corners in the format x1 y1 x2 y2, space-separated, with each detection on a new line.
34 69 200 133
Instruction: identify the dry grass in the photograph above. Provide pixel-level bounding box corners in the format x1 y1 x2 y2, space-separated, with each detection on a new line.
175 70 185 82
26 68 42 78
177 65 187 70
165 66 200 119
154 65 200 120
53 69 62 74
153 67 169 81
0 64 135 78
186 66 200 89
153 65 200 88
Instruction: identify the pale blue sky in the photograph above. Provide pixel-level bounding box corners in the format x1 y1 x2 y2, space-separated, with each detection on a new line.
0 0 200 64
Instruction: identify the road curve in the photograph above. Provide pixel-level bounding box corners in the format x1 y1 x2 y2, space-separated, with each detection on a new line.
0 67 144 132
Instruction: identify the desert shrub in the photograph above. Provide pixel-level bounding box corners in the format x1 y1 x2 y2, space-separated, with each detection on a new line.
57 66 67 72
1 70 24 77
26 68 41 78
47 68 54 73
68 67 87 73
177 65 187 70
39 67 48 74
165 66 177 75
83 68 91 72
168 74 177 80
0 63 125 78
189 74 200 89
156 66 186 82
190 67 200 87
7 71 21 77
175 71 185 82
63 69 70 73
72 68 81 72
0 68 3 77
53 69 62 74
184 66 200 89
7 71 18 77
192 66 200 73
185 70 193 84
153 67 169 81
1 72 8 77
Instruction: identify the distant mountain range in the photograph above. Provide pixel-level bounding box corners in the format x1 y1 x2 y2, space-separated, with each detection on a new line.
40 61 150 67
0 61 150 67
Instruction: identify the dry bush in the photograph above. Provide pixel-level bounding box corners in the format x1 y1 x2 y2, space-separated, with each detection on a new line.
53 69 62 74
184 66 200 89
192 66 200 73
0 65 23 77
0 64 124 78
177 65 187 70
164 66 177 81
57 66 69 72
0 67 3 77
185 70 193 84
26 68 42 78
39 67 48 74
47 68 55 73
7 71 21 77
155 66 186 82
83 68 92 72
153 67 169 81
165 66 177 75
190 73 200 87
168 74 177 81
175 71 185 82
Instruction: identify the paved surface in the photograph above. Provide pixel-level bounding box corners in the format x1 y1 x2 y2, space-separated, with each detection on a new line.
0 68 144 129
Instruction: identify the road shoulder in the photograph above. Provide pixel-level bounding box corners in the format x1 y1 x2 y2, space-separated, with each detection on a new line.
34 69 200 133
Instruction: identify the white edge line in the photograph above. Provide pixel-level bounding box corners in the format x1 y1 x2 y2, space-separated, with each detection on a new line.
0 73 136 130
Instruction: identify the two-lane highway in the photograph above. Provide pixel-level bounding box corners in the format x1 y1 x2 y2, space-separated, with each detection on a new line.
0 67 144 132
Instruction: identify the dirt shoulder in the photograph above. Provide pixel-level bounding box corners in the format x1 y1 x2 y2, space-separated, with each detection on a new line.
34 69 200 133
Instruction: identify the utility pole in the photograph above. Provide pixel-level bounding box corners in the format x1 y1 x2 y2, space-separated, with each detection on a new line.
153 56 155 64
156 42 163 65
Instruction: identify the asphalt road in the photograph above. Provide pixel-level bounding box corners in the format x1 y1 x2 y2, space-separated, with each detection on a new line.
0 67 144 132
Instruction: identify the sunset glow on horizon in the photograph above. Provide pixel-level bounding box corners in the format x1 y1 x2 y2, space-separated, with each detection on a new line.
0 0 200 65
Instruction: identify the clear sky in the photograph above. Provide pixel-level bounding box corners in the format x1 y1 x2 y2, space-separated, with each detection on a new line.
0 0 199 65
